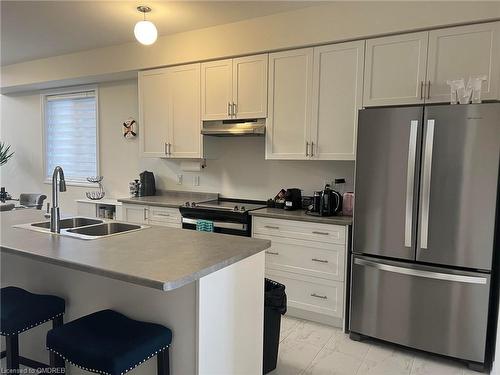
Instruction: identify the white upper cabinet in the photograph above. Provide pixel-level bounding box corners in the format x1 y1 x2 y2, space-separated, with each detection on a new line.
363 32 429 106
139 69 170 157
266 48 313 160
201 59 233 120
167 63 202 158
310 41 364 160
232 54 268 119
426 22 500 103
139 63 202 159
363 22 500 106
201 55 268 120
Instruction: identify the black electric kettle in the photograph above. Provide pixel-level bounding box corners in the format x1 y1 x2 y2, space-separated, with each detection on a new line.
312 184 342 216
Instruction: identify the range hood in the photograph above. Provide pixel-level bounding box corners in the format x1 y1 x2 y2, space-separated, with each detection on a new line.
201 119 265 136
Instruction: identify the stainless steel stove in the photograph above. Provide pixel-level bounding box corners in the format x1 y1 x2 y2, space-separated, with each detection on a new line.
179 198 266 236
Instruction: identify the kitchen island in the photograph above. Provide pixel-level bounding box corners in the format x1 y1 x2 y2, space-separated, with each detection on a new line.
0 210 270 375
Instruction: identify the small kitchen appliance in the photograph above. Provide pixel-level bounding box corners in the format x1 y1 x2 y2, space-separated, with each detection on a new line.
307 185 342 216
139 171 156 196
284 189 302 211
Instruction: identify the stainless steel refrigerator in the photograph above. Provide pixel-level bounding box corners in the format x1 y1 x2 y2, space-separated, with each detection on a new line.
350 103 500 370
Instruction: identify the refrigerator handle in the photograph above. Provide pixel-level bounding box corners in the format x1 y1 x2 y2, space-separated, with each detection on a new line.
404 120 418 247
420 119 435 249
354 258 487 285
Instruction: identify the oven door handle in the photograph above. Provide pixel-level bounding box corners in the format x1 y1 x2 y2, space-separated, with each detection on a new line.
181 217 247 231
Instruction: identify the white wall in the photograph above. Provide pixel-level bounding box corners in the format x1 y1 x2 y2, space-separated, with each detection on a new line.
0 79 353 213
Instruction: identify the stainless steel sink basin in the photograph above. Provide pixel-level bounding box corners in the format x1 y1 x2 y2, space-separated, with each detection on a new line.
31 217 103 230
14 217 149 240
67 223 141 237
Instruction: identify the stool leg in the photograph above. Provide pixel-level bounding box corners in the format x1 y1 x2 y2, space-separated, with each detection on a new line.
157 347 170 375
50 316 65 371
5 334 20 372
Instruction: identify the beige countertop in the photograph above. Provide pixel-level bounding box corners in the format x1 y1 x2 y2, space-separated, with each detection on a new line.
250 207 353 226
1 210 270 291
118 190 218 208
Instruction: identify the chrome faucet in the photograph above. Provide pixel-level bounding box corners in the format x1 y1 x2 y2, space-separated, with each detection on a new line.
50 166 67 233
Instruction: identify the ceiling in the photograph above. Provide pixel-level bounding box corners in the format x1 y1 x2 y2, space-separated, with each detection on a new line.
0 1 317 66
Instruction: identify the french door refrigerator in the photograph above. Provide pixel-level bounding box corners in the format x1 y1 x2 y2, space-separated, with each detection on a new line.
350 103 500 370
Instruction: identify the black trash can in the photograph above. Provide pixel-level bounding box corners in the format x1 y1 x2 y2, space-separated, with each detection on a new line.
263 278 287 374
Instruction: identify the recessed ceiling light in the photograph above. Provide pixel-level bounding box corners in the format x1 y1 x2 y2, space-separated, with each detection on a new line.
134 6 158 46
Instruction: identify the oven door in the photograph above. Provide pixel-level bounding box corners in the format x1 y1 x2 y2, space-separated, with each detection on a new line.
181 217 249 236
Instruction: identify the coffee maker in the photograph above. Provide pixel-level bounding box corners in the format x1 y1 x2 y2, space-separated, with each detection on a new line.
308 184 342 216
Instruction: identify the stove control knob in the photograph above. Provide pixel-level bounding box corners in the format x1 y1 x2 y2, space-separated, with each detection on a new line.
234 205 239 211
191 202 196 207
240 206 246 212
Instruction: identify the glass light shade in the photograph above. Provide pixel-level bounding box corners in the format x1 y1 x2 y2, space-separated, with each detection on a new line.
134 20 158 45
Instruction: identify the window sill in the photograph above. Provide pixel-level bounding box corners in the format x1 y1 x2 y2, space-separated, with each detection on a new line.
43 179 96 188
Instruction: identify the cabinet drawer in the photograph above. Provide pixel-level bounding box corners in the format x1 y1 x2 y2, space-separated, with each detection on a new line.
253 217 345 244
256 234 345 281
148 206 181 223
266 270 343 318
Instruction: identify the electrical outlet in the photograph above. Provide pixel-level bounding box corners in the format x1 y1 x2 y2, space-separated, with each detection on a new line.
193 175 200 186
176 174 183 185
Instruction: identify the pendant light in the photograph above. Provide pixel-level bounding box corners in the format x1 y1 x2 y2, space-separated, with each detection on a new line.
134 6 158 45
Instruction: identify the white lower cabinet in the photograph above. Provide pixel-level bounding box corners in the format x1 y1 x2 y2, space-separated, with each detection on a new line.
122 204 181 228
253 217 348 327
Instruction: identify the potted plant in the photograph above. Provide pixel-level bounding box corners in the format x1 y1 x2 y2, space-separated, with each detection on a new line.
0 141 14 166
0 141 14 201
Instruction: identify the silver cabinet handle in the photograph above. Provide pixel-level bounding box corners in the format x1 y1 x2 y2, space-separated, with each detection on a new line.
405 120 418 247
427 80 431 99
311 141 314 157
306 142 309 157
155 213 170 217
264 225 280 230
312 258 328 263
144 208 148 221
312 231 329 235
168 143 172 155
310 293 328 300
420 119 434 249
266 251 279 255
164 142 168 155
354 258 487 285
228 102 231 117
420 81 424 100
232 102 237 116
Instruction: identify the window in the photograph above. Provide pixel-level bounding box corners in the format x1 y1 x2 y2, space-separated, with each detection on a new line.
43 89 98 184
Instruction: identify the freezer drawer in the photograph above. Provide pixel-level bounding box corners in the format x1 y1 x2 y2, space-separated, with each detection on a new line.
350 256 490 363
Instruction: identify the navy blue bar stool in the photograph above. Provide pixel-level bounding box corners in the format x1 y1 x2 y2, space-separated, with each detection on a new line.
0 286 65 371
47 309 172 375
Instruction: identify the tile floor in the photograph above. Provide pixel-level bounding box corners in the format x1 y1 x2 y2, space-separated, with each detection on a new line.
270 315 479 375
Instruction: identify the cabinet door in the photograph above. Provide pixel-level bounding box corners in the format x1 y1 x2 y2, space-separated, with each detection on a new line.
311 41 364 160
266 48 313 160
167 64 202 158
364 32 428 106
122 204 148 224
232 54 268 119
426 22 500 103
139 69 169 157
76 202 97 218
201 59 233 120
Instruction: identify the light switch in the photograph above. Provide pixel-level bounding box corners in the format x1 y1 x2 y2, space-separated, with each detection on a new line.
193 175 200 186
177 174 183 185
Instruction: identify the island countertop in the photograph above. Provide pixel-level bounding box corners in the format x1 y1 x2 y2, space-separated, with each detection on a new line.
0 210 270 291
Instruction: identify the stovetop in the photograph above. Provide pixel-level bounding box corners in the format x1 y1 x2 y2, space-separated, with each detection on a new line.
182 198 266 214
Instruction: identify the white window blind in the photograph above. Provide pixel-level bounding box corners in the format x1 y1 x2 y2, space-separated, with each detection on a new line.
44 90 98 182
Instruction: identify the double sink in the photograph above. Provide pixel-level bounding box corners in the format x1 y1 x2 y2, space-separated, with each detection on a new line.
17 217 148 240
